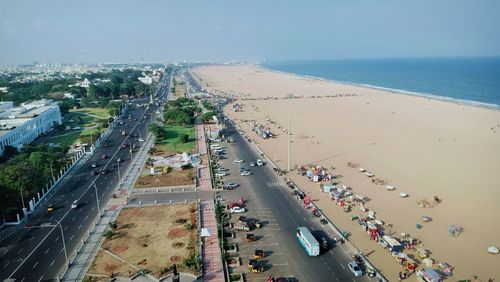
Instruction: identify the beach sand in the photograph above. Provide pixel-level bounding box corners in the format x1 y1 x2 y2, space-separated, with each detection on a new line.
192 65 500 280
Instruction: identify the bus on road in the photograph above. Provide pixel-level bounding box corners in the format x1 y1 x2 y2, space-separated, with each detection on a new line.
296 227 320 256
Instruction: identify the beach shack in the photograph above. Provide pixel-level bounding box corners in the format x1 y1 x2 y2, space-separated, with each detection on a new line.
416 268 441 282
380 235 404 253
322 184 335 193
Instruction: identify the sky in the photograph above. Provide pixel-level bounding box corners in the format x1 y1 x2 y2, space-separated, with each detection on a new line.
1 0 499 65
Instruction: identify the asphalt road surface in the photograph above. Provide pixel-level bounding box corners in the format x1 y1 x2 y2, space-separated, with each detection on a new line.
217 122 374 282
0 72 172 282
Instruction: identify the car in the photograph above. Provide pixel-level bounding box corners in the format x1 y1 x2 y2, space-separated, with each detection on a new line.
47 204 56 212
347 261 363 277
257 159 264 166
101 154 107 160
122 143 129 148
241 170 252 176
90 170 98 176
226 182 239 189
217 167 229 172
230 207 245 213
238 167 249 173
138 138 145 142
117 157 122 162
233 159 244 163
71 200 79 209
91 162 98 168
319 237 328 251
100 169 108 175
250 162 256 167
215 172 227 177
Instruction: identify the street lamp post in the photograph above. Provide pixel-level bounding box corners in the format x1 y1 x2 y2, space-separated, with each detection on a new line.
20 188 25 209
93 183 101 217
287 94 293 172
117 158 121 181
28 221 68 267
50 161 55 180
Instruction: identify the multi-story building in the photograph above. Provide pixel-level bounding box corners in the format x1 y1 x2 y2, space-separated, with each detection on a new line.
0 99 62 155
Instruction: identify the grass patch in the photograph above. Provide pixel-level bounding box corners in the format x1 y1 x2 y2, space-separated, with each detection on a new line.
156 125 195 154
69 107 110 119
46 131 82 148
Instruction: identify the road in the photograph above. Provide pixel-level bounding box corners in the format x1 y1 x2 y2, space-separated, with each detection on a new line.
0 70 172 281
217 121 374 282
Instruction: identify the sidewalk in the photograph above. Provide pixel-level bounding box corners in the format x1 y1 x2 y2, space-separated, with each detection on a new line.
195 122 224 282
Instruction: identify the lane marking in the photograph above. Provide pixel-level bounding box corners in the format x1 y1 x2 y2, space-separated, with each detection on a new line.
44 248 50 254
85 215 89 220
38 275 44 282
54 236 59 242
17 248 23 254
32 261 38 269
29 236 35 242
340 264 346 270
64 226 68 231
50 260 55 266
70 235 74 241
78 224 82 229
2 249 8 255
3 261 9 268
20 277 25 282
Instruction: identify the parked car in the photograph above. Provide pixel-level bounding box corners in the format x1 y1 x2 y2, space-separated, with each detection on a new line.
233 158 244 163
215 172 227 177
230 207 246 213
257 159 264 166
241 170 252 176
347 261 363 277
239 168 249 173
250 162 256 167
223 182 239 190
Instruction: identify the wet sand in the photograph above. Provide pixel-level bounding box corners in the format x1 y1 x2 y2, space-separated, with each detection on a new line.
192 65 500 280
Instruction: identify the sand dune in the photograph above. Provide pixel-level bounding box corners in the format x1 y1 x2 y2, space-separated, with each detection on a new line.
193 65 500 280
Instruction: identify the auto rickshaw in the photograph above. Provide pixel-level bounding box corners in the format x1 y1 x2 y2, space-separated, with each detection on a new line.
251 265 264 272
248 259 258 269
246 233 256 242
254 249 264 259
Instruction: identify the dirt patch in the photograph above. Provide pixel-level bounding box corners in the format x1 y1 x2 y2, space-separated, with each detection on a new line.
134 167 195 188
170 256 181 263
175 209 189 217
104 264 119 273
113 245 128 254
172 242 184 248
168 227 189 238
87 204 199 278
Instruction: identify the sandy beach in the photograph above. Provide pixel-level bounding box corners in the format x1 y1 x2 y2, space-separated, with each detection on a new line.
192 65 500 280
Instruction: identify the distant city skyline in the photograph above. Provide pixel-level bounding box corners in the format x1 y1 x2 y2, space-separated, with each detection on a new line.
1 0 500 66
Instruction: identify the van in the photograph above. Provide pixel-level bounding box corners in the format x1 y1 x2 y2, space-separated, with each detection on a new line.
71 200 79 209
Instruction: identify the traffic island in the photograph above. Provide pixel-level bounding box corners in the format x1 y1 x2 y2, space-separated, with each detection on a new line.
85 204 200 280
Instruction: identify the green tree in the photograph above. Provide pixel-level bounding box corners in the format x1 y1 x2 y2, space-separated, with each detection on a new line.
178 134 189 143
200 111 214 123
149 123 167 140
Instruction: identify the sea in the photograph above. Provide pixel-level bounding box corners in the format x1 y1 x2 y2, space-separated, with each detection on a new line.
262 57 500 108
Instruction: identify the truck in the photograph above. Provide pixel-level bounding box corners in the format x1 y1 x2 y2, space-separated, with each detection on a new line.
296 227 320 256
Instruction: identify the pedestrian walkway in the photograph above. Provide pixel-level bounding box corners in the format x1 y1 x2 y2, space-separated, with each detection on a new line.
62 207 121 281
195 122 224 282
266 181 284 188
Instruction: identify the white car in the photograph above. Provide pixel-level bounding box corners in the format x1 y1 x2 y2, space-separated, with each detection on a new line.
250 162 256 167
234 159 244 163
347 261 363 277
71 200 79 209
230 207 245 213
215 172 227 177
240 170 252 176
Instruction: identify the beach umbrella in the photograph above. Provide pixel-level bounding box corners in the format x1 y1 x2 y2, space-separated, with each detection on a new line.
487 246 499 254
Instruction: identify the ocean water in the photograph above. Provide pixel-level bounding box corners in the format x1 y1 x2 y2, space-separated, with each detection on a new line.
263 58 500 108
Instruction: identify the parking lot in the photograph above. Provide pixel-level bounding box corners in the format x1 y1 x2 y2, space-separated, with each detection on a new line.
210 141 295 280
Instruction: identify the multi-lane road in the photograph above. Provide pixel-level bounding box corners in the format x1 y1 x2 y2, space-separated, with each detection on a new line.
0 70 172 282
214 121 375 281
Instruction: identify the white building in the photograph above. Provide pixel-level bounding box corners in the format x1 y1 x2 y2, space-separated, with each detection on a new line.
80 78 90 88
0 99 62 155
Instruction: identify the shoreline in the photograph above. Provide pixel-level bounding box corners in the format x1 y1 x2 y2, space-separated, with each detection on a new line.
256 64 500 111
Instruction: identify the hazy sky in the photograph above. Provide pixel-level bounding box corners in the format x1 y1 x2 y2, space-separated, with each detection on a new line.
1 0 499 65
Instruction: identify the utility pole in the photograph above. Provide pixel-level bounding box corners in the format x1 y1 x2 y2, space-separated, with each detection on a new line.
93 183 101 217
287 94 293 172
